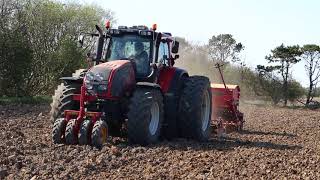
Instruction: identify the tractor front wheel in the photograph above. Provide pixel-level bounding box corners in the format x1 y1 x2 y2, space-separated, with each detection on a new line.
52 118 67 144
65 119 78 145
178 76 212 141
91 120 108 149
127 88 164 145
78 120 92 145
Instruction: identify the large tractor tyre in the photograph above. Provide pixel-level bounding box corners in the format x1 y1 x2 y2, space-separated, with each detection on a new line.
178 76 212 141
52 118 67 144
91 120 108 149
78 120 92 145
127 88 164 145
50 83 79 123
50 69 85 124
162 77 187 140
65 119 78 145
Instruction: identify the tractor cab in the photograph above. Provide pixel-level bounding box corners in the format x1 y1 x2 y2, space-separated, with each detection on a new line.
79 23 180 82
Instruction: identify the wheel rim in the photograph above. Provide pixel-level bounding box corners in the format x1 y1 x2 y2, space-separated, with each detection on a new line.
201 90 210 132
149 102 160 135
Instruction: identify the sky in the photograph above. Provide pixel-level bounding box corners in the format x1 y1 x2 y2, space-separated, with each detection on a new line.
81 0 320 86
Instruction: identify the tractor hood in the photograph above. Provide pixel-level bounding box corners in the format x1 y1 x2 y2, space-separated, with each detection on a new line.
84 60 136 98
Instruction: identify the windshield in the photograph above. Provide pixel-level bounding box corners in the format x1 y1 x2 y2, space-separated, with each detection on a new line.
106 35 153 77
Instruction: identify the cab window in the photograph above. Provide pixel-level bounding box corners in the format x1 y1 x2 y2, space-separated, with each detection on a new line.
158 41 169 65
106 35 152 77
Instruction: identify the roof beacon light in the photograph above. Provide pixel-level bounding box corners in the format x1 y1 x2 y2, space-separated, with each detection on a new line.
152 24 157 31
106 20 111 29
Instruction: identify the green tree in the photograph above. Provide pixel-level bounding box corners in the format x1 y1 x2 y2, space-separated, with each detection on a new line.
256 65 284 105
264 44 302 106
208 34 244 64
22 0 115 94
0 31 33 96
0 0 115 96
287 80 305 103
301 44 320 105
0 0 33 96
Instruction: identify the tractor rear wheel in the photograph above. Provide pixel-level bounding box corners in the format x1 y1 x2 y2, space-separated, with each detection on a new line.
127 88 164 145
52 118 67 144
50 83 80 124
178 76 212 141
91 120 108 149
65 119 78 145
50 69 85 124
78 120 92 145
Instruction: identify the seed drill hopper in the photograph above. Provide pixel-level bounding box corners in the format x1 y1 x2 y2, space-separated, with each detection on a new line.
211 63 244 134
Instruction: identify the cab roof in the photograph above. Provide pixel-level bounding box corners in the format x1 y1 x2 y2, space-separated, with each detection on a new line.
108 25 174 41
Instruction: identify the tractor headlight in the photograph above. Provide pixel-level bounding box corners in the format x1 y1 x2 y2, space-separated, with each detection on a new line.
109 29 120 35
98 84 108 91
95 73 104 82
139 30 152 36
84 72 108 93
85 72 94 90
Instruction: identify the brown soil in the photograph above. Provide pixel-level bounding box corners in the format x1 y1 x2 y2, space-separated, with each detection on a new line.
0 104 319 179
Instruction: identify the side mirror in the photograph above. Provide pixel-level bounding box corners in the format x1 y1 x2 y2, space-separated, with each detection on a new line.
77 35 84 48
172 41 179 53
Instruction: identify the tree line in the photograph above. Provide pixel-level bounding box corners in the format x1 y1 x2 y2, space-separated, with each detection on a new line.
177 35 320 107
0 0 114 96
257 44 320 106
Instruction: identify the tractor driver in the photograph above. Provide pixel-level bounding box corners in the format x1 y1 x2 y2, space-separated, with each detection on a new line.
131 42 149 75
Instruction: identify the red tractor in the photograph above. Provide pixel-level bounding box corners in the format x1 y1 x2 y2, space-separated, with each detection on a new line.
50 23 212 148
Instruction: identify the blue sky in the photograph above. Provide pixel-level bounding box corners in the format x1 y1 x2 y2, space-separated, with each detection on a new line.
82 0 320 86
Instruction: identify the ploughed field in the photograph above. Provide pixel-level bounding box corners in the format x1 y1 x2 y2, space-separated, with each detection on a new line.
0 103 319 179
